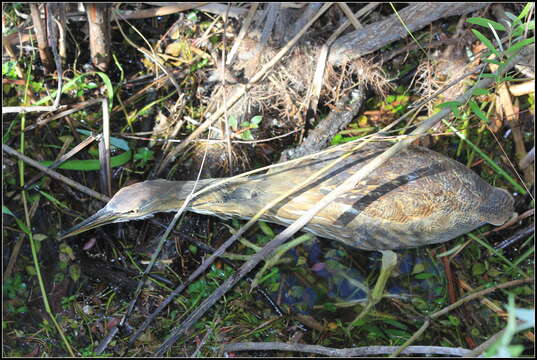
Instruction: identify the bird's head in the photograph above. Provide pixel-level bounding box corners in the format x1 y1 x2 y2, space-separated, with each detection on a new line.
59 180 190 239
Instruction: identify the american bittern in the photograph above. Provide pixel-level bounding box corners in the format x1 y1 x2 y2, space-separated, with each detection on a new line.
60 142 514 250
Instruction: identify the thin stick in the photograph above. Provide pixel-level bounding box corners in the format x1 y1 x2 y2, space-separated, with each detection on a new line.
2 144 110 203
226 3 258 65
99 98 112 196
222 342 471 357
20 134 98 193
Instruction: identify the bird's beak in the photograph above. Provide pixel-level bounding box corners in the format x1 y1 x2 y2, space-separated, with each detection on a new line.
59 208 119 239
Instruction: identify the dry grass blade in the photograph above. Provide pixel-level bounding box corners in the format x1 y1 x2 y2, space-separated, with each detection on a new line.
226 3 258 65
156 3 334 176
113 10 182 93
337 2 363 30
306 3 377 115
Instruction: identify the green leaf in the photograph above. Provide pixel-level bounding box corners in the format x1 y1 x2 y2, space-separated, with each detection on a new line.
483 58 502 66
134 147 154 163
16 218 31 235
469 100 489 124
69 264 81 282
3 205 15 216
186 11 198 22
415 272 435 280
505 37 535 56
471 29 501 58
4 206 31 235
76 129 130 151
37 190 67 209
448 315 461 326
240 130 253 140
472 262 487 276
258 221 275 237
382 319 408 330
40 149 132 171
518 3 534 20
188 244 198 254
467 17 506 31
437 101 461 108
500 76 518 82
411 262 426 274
250 115 263 125
437 101 462 118
33 234 47 242
228 115 238 131
479 73 498 78
472 88 490 96
2 60 18 79
513 20 535 37
330 134 343 145
323 302 337 312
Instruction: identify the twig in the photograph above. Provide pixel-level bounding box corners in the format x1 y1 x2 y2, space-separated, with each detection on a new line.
3 105 62 114
117 3 208 20
226 3 258 65
191 322 215 357
221 5 234 175
136 3 247 19
494 225 534 250
24 98 102 132
491 208 534 233
305 3 377 115
222 342 471 357
337 3 363 30
2 144 110 203
97 98 112 196
21 134 99 192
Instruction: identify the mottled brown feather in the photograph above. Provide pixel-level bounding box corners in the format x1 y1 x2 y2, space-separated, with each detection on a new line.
63 141 515 250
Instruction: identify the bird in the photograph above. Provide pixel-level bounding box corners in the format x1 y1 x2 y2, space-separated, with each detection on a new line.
60 141 515 250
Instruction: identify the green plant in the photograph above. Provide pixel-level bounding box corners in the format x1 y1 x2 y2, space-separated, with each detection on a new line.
484 294 534 357
228 115 263 140
134 147 155 168
3 274 29 314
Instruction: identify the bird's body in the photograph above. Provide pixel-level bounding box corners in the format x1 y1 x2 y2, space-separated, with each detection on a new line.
61 141 514 250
